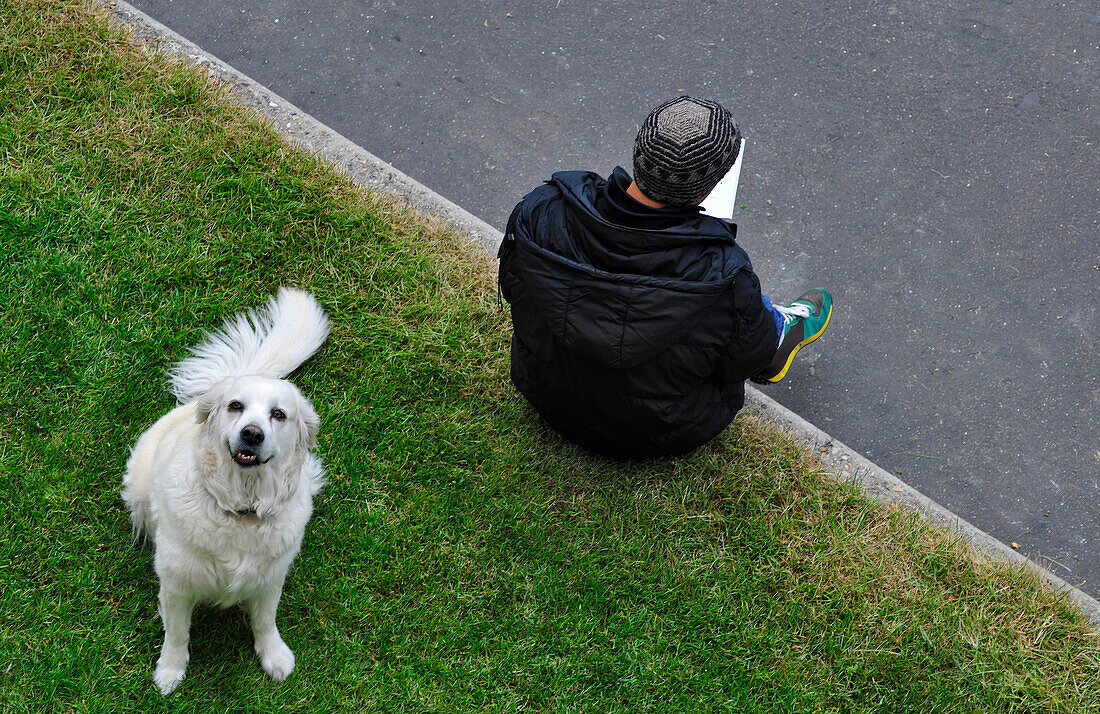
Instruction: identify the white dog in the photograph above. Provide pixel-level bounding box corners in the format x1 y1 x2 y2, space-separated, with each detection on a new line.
123 288 330 694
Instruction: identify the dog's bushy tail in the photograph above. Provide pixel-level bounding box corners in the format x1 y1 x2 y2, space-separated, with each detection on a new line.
169 288 330 403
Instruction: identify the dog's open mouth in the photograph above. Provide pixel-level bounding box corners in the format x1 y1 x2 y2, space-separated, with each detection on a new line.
230 448 263 468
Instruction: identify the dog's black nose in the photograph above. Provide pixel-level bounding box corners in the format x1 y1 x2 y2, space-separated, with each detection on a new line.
240 425 264 446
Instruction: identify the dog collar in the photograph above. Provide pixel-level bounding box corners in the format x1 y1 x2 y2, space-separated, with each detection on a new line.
200 483 261 520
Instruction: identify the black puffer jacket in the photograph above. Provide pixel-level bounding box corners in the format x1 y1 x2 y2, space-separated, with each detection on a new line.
498 168 777 458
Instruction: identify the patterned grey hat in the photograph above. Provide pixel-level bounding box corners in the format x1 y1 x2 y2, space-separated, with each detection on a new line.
632 96 741 207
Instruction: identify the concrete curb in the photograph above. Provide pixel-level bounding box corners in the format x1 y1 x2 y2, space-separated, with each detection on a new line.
106 0 1100 629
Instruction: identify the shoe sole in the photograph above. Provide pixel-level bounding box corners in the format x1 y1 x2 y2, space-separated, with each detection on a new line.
762 301 833 383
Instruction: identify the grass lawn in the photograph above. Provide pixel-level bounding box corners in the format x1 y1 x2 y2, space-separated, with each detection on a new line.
1 0 1098 711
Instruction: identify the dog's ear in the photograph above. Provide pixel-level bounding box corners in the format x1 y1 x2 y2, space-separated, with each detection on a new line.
295 394 321 450
194 382 225 425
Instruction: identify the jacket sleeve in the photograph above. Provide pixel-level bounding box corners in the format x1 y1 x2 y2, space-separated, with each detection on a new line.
497 201 523 304
499 183 560 304
722 269 779 382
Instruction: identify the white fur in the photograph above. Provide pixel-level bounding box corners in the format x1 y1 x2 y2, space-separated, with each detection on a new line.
123 288 329 695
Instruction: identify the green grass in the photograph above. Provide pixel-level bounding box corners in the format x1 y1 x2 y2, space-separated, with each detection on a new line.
1 1 1098 711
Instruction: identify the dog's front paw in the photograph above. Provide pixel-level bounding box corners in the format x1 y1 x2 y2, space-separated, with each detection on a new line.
256 636 295 682
153 662 186 695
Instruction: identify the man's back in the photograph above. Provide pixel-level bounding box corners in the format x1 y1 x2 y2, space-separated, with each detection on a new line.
498 168 777 458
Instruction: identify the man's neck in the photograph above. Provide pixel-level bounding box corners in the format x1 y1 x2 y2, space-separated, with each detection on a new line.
626 181 667 209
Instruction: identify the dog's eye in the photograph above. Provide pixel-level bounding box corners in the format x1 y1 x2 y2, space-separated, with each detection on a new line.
271 408 287 421
228 401 244 412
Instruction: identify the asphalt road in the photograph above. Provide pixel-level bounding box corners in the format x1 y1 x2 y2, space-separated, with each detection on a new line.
129 0 1100 595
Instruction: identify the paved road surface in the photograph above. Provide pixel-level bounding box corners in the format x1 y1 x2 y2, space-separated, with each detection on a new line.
130 0 1100 595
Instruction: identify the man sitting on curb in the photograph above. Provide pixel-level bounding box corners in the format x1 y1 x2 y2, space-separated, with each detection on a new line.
498 96 832 459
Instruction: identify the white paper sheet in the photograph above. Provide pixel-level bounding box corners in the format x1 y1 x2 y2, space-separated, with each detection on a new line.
699 145 744 220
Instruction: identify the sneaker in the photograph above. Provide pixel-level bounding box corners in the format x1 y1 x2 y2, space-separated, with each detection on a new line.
752 288 833 384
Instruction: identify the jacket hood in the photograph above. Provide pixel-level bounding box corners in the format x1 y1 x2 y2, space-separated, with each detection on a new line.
511 171 740 369
551 169 733 253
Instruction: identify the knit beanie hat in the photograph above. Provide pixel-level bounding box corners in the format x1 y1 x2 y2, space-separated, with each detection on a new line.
632 96 741 207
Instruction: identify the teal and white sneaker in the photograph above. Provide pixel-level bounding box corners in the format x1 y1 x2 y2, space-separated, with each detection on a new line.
752 288 833 384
